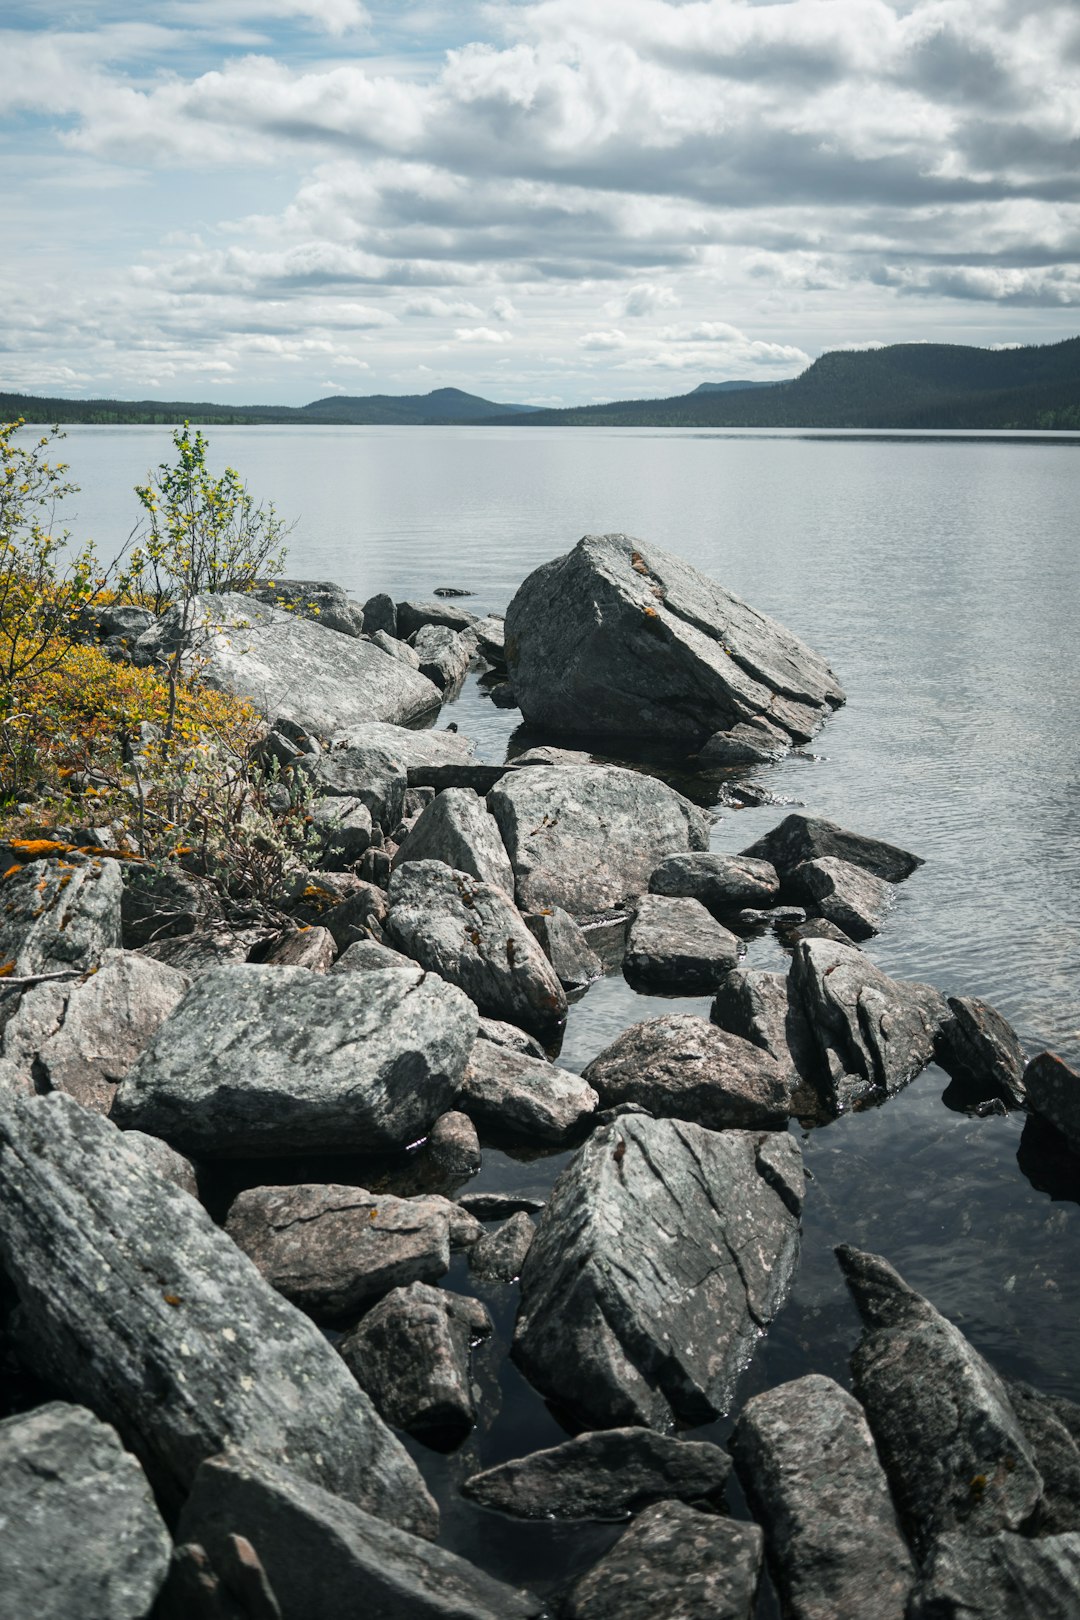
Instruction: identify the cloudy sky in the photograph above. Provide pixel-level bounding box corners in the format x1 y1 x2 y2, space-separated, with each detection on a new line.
3 0 1078 406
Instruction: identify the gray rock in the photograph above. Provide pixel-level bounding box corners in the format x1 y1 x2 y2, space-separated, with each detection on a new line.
473 614 506 665
397 599 479 638
172 1452 540 1619
697 715 791 766
121 1128 200 1197
475 1015 548 1058
370 627 421 668
393 788 515 892
731 1373 915 1620
935 996 1027 1108
582 1014 789 1130
112 963 477 1156
836 1245 1043 1556
410 623 473 693
649 851 779 911
1022 1051 1080 1151
427 1109 482 1176
261 927 337 971
330 938 421 977
523 906 603 993
509 744 595 768
563 1500 763 1620
0 1401 172 1620
138 925 266 974
789 855 893 941
225 1184 452 1322
310 795 373 866
458 1192 545 1219
0 1093 437 1531
459 1039 598 1144
791 939 947 1113
513 1116 804 1428
248 578 364 637
96 602 158 641
488 762 710 916
0 856 122 975
362 592 397 637
788 917 855 946
133 593 440 737
463 1426 731 1520
385 861 567 1040
1005 1381 1080 1534
623 894 740 992
310 882 389 952
909 1531 1080 1619
313 722 475 828
340 1283 490 1448
742 812 923 886
710 967 822 1114
121 862 221 948
469 1210 535 1281
503 534 843 745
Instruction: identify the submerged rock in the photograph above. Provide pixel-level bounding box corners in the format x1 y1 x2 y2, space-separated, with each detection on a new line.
583 1014 789 1130
742 812 922 886
503 533 843 745
623 894 740 992
563 1501 763 1620
513 1116 803 1429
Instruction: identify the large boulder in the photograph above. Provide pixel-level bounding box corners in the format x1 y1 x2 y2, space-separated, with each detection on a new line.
787 855 893 941
488 762 710 915
392 787 515 892
111 963 477 1156
623 894 740 992
385 861 567 1040
0 856 122 976
513 1116 803 1429
562 1501 763 1620
133 593 440 736
742 812 922 886
0 1094 437 1531
503 534 843 745
582 1014 789 1130
0 1401 172 1620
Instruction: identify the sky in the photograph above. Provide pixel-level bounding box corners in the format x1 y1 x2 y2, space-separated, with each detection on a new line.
2 0 1079 408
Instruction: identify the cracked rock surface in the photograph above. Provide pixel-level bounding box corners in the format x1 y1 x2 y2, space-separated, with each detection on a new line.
0 855 122 976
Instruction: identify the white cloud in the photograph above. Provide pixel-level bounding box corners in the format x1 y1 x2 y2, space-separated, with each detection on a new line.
579 329 628 349
454 326 511 342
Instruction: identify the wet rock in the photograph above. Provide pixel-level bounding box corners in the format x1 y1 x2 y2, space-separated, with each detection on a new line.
459 1040 598 1145
623 894 739 992
121 1128 200 1197
523 905 603 993
469 1210 535 1281
475 1015 548 1059
172 1453 540 1620
562 1500 763 1620
710 967 821 1110
463 1426 731 1520
134 593 440 736
385 860 567 1040
697 715 791 766
488 762 710 916
649 851 779 911
330 938 421 977
310 795 373 866
261 927 336 971
789 855 893 940
731 1373 915 1620
1004 1380 1080 1534
112 963 477 1156
427 1109 482 1176
504 533 843 746
0 1401 172 1620
362 592 397 637
248 578 364 637
457 1191 545 1219
225 1183 453 1321
909 1531 1080 1619
0 1093 437 1530
791 939 947 1112
1023 1051 1080 1152
742 812 922 887
340 1283 490 1449
410 623 473 693
935 996 1027 1108
514 1116 804 1429
836 1245 1043 1555
0 856 122 975
787 917 855 946
582 1014 789 1130
737 903 807 928
121 863 221 948
397 599 479 638
392 788 515 892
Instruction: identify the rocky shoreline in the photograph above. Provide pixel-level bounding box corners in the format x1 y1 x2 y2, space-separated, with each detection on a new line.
1 532 1079 1616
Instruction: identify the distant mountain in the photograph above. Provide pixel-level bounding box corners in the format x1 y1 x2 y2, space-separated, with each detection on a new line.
690 380 783 393
299 386 540 423
0 385 541 426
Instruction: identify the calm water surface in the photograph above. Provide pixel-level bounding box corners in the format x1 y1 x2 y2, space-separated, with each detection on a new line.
57 425 1080 1607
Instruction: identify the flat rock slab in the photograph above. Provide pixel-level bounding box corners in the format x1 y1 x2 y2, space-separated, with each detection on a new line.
1023 1051 1080 1152
134 592 441 736
392 787 515 892
0 1094 437 1531
170 1453 542 1620
623 894 740 992
789 855 893 941
731 1373 915 1620
909 1531 1080 1620
503 533 843 745
583 1014 789 1130
225 1184 453 1321
513 1116 804 1429
112 962 477 1157
458 1039 598 1144
488 762 710 916
340 1283 490 1449
650 851 779 911
0 856 122 975
742 812 923 886
464 1426 731 1520
836 1245 1043 1556
385 860 567 1040
0 1401 172 1620
563 1501 763 1620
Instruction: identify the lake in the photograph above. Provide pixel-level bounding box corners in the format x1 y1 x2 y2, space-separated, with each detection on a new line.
53 423 1080 1607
